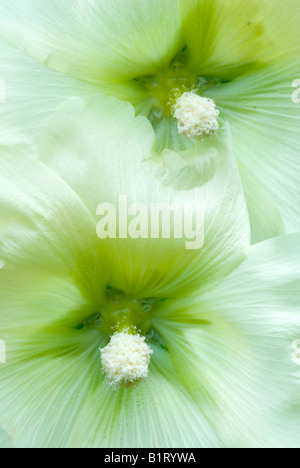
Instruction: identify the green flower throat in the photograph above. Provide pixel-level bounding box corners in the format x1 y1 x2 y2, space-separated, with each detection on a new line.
131 47 227 150
76 286 166 345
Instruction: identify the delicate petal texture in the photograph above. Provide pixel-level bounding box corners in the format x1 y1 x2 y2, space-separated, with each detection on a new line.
0 0 183 83
40 94 250 297
0 332 104 448
238 162 285 244
0 36 101 150
0 426 13 448
210 60 300 233
154 234 300 448
181 0 300 79
67 346 222 448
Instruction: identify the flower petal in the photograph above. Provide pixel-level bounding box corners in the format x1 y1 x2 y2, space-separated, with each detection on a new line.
0 36 101 150
67 345 222 448
209 59 300 233
181 0 300 79
0 0 183 83
39 94 250 298
155 234 300 447
238 162 285 244
0 328 105 448
0 146 110 335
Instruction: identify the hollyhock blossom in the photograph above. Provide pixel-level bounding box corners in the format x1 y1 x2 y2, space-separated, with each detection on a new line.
0 95 299 448
0 0 299 241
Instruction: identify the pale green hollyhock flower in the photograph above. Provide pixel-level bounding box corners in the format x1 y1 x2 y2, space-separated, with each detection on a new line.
0 95 299 448
0 0 299 242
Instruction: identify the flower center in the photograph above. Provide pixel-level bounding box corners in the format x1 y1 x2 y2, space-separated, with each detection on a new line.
133 54 223 144
99 288 158 387
139 63 198 118
75 286 167 387
100 286 155 335
172 92 219 139
101 330 153 387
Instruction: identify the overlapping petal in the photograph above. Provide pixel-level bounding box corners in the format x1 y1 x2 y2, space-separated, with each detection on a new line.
39 94 250 297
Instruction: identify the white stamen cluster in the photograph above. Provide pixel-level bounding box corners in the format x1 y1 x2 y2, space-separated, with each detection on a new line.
101 330 153 387
172 92 220 139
